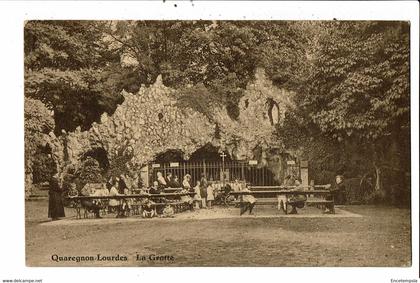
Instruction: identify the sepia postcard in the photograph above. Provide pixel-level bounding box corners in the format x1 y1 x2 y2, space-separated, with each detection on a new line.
24 18 412 267
1 1 419 283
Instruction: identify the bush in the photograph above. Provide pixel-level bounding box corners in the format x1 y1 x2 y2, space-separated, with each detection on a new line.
74 157 104 191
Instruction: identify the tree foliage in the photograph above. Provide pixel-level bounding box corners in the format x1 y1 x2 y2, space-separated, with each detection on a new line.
24 21 411 203
281 21 410 198
303 22 409 142
24 21 122 133
24 97 55 182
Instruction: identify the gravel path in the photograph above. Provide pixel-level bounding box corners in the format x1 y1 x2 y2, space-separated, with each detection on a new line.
25 200 411 267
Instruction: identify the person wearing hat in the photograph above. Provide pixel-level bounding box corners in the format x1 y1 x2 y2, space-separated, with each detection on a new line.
48 173 65 221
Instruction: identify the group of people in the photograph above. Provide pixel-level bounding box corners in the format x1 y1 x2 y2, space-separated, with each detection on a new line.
72 175 136 219
151 171 217 211
277 173 347 214
47 168 348 220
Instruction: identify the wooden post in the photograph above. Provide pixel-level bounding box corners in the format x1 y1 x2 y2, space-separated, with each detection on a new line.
309 179 315 198
300 160 309 186
141 165 149 188
203 159 206 179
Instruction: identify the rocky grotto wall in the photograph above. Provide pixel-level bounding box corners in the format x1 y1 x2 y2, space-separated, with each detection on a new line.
214 68 294 163
49 69 295 183
50 75 215 175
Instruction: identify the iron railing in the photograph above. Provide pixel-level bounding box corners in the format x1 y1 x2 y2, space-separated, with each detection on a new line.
148 160 280 187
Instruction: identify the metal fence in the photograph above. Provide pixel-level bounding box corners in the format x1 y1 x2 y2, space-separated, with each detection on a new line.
148 160 280 187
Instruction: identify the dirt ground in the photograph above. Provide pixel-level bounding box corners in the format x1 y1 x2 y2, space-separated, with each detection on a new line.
25 200 411 267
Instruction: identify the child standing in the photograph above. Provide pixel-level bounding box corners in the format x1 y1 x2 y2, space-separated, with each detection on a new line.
193 180 202 209
240 185 257 216
206 183 215 209
200 180 207 208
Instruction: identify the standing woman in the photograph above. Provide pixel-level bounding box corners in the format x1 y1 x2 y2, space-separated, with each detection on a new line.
200 174 208 208
108 178 122 217
206 183 215 209
48 173 65 221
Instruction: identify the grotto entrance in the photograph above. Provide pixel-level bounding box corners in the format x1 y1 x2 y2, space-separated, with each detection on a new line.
148 144 279 187
81 147 110 171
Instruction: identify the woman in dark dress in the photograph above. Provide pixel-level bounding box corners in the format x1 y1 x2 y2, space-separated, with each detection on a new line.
48 174 65 220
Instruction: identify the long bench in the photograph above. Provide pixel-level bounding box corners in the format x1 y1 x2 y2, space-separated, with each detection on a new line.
66 192 196 219
230 187 334 214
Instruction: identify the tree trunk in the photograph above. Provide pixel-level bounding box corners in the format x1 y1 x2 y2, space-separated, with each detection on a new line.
372 143 385 197
373 163 382 192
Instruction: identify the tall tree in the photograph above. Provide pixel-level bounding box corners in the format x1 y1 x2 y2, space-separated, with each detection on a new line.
299 21 410 193
24 20 122 133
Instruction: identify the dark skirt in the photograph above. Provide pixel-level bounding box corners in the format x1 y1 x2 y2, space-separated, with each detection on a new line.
48 191 65 218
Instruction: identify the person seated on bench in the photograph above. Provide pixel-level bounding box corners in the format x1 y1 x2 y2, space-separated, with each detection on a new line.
165 172 174 188
162 204 175 218
149 181 165 213
142 199 156 218
289 196 307 216
79 183 102 219
240 185 257 216
149 181 160 195
182 174 192 191
67 183 79 206
91 183 110 218
278 175 292 211
287 177 307 214
172 175 181 188
324 175 346 214
277 175 306 214
156 172 168 190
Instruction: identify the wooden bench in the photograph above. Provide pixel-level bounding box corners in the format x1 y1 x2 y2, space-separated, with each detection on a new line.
285 198 334 214
230 187 335 215
66 192 196 219
148 201 189 213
